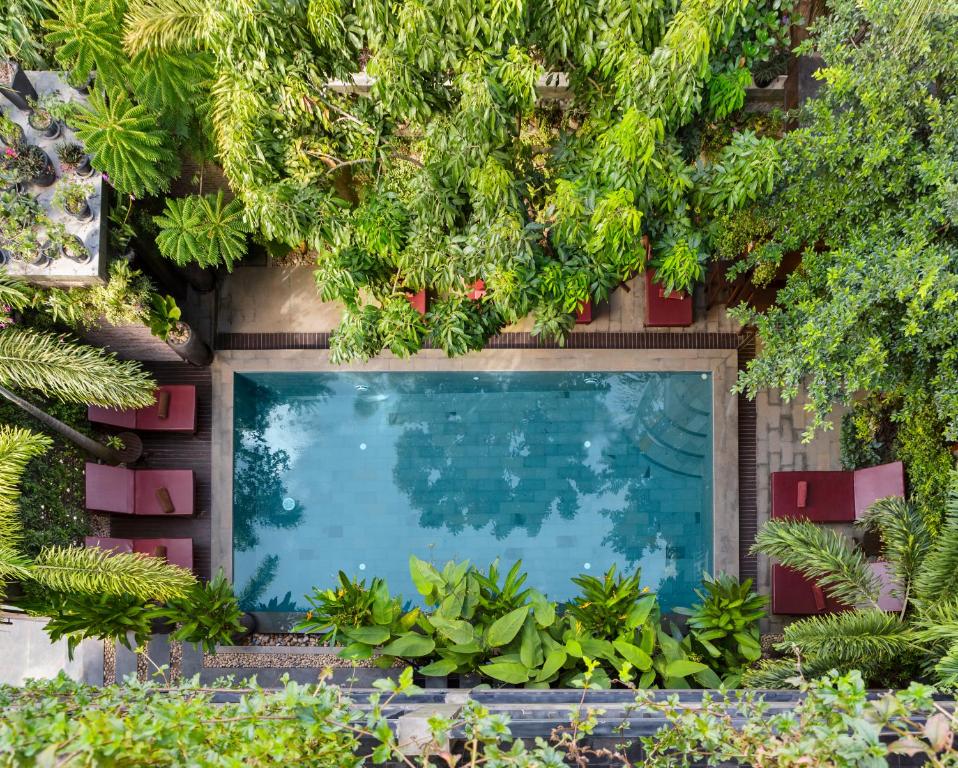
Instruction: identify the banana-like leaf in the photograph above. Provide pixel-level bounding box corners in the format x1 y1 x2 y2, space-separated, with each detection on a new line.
486 605 528 647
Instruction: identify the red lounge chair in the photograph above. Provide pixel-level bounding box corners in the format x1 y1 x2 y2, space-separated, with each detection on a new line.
85 463 194 516
85 536 194 572
406 289 427 315
88 385 197 433
645 270 693 327
771 461 905 522
772 565 846 615
575 299 593 324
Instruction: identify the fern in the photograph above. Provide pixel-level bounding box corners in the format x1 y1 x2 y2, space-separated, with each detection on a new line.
0 269 33 311
154 191 248 270
858 496 933 604
913 474 958 606
43 0 127 92
73 88 179 197
752 519 882 609
782 609 915 667
129 49 212 135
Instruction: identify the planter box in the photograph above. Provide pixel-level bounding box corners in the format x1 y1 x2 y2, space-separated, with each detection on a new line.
406 288 427 315
645 270 693 327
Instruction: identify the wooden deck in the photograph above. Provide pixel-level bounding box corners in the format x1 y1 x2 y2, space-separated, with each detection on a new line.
110 362 213 580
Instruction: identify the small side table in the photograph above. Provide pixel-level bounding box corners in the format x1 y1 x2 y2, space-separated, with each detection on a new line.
115 431 144 464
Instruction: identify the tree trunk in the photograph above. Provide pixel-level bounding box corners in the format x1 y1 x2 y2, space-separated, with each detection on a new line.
0 385 123 465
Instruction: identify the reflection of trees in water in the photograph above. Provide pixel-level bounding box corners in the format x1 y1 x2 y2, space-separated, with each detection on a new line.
233 375 332 552
382 373 708 570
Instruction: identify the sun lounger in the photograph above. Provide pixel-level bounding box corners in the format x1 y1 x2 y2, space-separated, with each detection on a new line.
88 385 197 433
84 536 194 571
771 461 905 522
772 565 846 615
85 463 194 516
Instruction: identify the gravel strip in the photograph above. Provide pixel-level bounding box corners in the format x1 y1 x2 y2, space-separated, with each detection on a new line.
204 651 349 669
136 651 149 681
243 632 329 647
169 640 182 682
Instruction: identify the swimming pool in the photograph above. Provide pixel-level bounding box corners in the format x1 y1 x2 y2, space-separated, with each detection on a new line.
232 371 713 619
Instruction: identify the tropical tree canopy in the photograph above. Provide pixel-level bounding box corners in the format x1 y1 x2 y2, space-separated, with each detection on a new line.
39 0 788 359
728 0 958 441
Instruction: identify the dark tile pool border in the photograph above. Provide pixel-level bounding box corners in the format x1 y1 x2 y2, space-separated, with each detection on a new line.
216 331 741 351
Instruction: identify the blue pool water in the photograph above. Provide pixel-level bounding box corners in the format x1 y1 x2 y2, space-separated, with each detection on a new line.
232 371 712 614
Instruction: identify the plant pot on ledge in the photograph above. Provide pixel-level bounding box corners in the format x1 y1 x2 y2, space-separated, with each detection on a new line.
232 612 257 644
0 61 37 111
168 321 214 366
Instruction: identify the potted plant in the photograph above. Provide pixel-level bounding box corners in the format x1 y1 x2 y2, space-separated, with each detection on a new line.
26 95 62 140
53 180 93 221
55 142 93 177
10 145 56 186
148 293 214 366
0 61 37 111
66 70 92 95
0 113 25 149
59 233 90 264
0 151 19 191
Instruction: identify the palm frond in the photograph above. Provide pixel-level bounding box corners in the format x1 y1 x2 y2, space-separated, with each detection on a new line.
913 473 958 605
0 328 155 408
934 642 958 690
123 0 214 56
753 519 881 609
740 656 838 689
29 545 196 602
781 609 915 667
0 270 33 312
0 426 51 544
858 496 932 604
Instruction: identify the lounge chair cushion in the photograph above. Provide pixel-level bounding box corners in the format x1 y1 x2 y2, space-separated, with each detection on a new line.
86 536 193 572
88 385 197 433
134 470 194 516
871 561 905 612
772 565 846 615
85 464 135 514
853 461 906 519
771 470 855 522
135 385 197 432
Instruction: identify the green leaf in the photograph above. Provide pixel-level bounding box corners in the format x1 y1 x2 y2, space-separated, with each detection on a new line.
409 556 443 597
480 660 530 684
625 595 656 629
530 591 556 627
418 658 459 677
612 639 653 671
664 659 709 678
519 618 543 669
486 606 528 647
339 642 374 660
343 626 391 645
535 649 568 681
428 617 475 645
380 633 435 658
